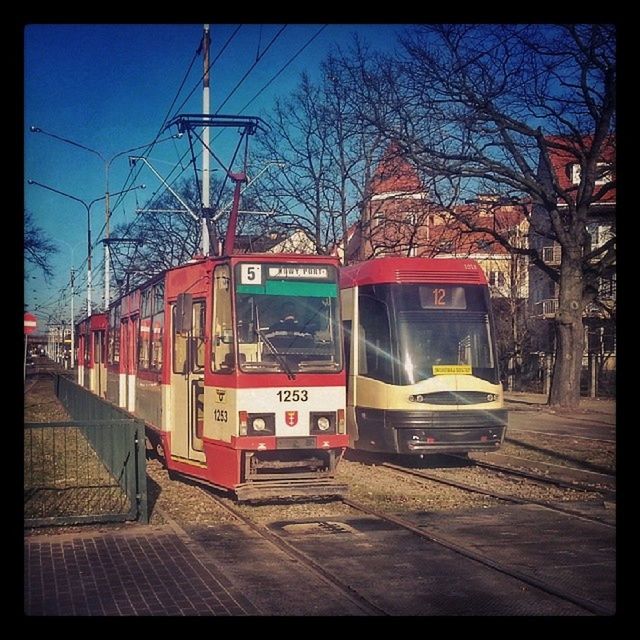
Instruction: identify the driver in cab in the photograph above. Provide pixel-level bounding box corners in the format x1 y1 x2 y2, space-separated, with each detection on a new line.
265 303 313 349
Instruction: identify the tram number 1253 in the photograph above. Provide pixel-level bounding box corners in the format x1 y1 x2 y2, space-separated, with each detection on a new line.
277 390 309 402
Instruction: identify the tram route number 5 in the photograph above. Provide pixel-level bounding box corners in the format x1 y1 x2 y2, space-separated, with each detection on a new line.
240 264 263 285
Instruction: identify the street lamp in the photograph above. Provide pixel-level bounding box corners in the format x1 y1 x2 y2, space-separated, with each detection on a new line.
30 125 181 309
27 180 145 317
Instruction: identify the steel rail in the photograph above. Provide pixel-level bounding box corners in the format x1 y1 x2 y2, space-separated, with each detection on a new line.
452 454 616 496
191 484 390 616
381 462 616 528
340 496 613 616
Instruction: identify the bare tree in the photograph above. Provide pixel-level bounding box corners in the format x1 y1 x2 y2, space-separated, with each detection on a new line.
341 24 616 409
24 209 58 280
257 59 385 258
108 175 270 295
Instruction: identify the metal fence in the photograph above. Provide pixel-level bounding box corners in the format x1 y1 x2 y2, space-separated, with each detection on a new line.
23 376 148 527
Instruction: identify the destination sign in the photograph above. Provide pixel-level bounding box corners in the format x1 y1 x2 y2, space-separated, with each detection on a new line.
433 365 472 375
267 266 329 280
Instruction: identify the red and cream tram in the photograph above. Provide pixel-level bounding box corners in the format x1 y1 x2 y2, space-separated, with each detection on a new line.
75 313 108 398
340 257 507 455
80 253 348 500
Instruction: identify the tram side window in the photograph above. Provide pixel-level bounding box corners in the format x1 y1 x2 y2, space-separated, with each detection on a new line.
172 299 206 374
150 283 164 371
138 283 164 372
150 311 164 371
172 304 187 374
139 317 151 369
109 304 121 365
212 265 234 373
84 330 90 365
358 294 392 383
139 289 151 369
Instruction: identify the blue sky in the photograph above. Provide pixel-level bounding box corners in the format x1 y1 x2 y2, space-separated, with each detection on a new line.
24 23 406 325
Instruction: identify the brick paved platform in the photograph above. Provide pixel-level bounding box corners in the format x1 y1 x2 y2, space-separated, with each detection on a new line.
24 525 260 616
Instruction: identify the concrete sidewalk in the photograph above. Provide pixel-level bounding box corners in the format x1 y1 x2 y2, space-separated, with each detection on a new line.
24 524 262 616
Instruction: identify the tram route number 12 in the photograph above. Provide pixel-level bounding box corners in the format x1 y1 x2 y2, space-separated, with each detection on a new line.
433 288 446 306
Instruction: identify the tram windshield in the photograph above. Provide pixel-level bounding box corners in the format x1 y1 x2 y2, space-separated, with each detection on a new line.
358 283 498 385
396 317 496 385
234 263 342 374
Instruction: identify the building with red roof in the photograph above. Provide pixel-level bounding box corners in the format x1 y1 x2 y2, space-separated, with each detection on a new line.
343 143 529 301
528 135 616 390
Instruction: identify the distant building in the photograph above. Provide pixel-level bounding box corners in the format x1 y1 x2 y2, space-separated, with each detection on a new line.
528 136 616 388
234 229 316 254
343 143 529 302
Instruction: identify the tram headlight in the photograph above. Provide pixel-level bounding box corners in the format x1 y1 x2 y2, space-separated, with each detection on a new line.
246 413 275 436
310 412 336 434
252 417 267 432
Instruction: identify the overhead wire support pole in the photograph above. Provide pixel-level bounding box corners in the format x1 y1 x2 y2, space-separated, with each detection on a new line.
27 180 145 317
30 126 181 311
128 156 198 221
201 23 211 257
164 112 268 257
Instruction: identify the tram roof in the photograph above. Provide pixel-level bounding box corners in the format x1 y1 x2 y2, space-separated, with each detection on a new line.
340 257 488 288
74 313 108 331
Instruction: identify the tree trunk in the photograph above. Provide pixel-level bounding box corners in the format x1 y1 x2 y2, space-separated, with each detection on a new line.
549 249 584 409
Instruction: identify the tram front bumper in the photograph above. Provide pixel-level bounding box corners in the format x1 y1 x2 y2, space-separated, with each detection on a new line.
354 407 508 454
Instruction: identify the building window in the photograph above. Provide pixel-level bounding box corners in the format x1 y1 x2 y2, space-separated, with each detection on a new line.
489 271 505 288
570 162 612 186
599 274 616 298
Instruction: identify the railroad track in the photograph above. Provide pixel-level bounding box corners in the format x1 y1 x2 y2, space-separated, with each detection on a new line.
339 496 613 616
188 483 390 616
446 453 616 497
175 475 614 616
380 461 615 527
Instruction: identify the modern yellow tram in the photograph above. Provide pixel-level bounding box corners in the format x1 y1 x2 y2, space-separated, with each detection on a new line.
340 257 507 455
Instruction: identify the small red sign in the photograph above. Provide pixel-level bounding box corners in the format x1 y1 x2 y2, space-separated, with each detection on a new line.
285 411 298 427
24 312 37 335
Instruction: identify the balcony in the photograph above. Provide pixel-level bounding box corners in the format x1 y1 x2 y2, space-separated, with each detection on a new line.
533 298 558 318
542 245 562 265
535 297 615 320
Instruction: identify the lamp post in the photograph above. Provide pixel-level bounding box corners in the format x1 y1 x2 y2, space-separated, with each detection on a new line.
58 239 82 368
29 126 180 309
27 180 145 317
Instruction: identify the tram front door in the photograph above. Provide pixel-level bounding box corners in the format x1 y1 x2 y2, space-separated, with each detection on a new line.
170 294 206 462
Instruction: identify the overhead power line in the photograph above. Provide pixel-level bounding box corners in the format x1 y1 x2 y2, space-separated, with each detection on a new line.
215 25 288 113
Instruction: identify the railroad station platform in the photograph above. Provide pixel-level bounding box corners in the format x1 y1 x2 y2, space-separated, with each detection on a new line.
24 523 261 616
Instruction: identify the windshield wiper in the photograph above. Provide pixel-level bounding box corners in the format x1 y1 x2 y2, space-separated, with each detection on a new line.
256 327 296 380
